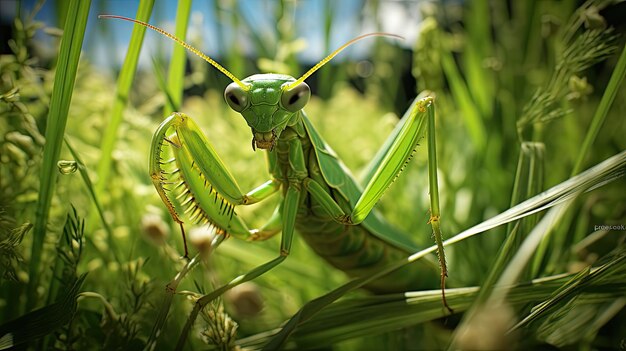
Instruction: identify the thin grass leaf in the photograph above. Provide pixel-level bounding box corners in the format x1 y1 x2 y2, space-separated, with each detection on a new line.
446 151 625 244
538 297 626 347
315 0 336 99
28 0 91 311
454 130 533 338
448 200 574 348
510 248 626 333
163 0 191 116
151 56 179 113
440 47 486 151
443 222 521 351
518 252 626 346
495 200 572 292
239 273 586 349
572 44 626 175
95 0 155 200
505 141 545 268
63 137 118 262
243 248 626 349
464 0 494 118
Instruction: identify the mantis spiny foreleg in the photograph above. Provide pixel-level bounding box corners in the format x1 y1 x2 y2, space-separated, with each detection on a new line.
149 112 281 256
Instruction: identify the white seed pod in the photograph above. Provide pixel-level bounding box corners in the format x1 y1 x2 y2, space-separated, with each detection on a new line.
225 282 264 318
455 302 518 350
141 213 169 245
188 225 220 257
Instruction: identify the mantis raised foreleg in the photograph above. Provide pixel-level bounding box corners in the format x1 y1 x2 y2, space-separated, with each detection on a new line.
150 112 282 254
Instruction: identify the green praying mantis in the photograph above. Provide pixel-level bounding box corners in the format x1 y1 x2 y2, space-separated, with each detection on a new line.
100 15 450 349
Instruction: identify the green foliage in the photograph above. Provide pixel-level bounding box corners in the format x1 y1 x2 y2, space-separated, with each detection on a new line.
518 28 618 137
0 0 624 350
200 300 240 350
0 12 47 239
0 222 31 282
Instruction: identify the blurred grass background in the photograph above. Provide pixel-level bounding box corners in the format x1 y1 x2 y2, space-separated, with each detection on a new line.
1 0 625 350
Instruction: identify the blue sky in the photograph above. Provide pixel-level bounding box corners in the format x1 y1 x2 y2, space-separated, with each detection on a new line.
12 0 425 69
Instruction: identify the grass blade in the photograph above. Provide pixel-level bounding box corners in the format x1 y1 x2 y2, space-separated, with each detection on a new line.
28 0 91 311
95 0 155 202
163 0 192 116
64 137 118 262
241 268 625 349
571 44 626 175
464 0 494 118
510 248 626 333
440 46 486 151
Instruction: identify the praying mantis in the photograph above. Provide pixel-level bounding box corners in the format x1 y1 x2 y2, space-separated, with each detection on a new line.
100 15 450 349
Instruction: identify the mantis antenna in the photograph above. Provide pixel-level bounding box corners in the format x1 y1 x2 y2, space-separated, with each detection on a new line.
285 32 404 91
98 15 250 91
99 15 403 93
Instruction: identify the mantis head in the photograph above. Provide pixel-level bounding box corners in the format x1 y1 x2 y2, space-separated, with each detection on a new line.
99 15 401 151
224 74 310 150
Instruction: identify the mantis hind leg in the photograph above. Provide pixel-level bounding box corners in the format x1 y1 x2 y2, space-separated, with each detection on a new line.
304 95 452 311
352 95 451 311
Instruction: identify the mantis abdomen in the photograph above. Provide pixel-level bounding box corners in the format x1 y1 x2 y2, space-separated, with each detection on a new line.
297 217 438 293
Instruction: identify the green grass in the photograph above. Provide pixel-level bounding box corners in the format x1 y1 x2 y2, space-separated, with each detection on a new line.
27 0 91 311
94 0 154 210
0 0 625 350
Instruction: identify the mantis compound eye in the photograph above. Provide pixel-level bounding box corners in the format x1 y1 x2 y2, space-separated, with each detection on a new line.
281 82 310 112
224 82 249 112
